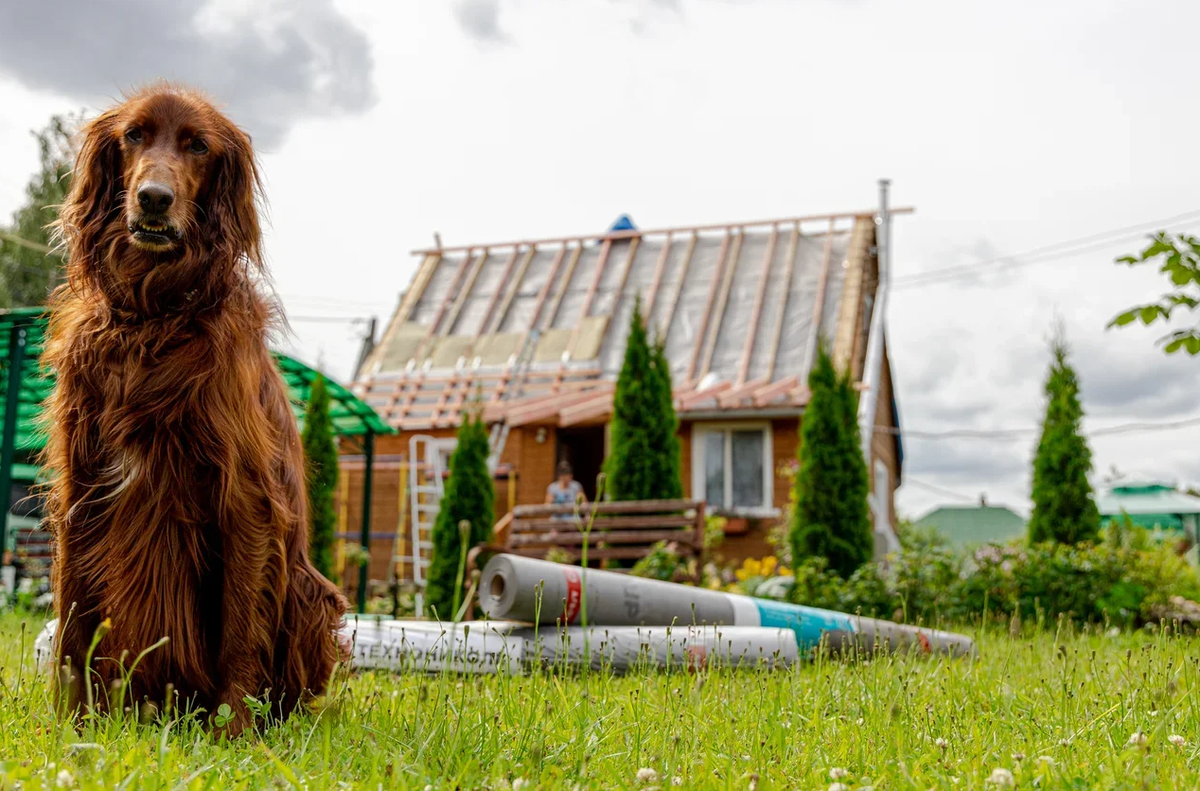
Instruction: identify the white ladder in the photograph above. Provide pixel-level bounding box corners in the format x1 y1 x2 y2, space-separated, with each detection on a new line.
408 434 447 613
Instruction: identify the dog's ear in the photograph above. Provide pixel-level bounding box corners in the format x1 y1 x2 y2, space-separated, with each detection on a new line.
206 123 263 267
58 109 122 254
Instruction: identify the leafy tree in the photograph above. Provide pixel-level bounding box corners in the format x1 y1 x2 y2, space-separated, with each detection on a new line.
302 375 339 581
606 297 683 501
0 115 77 308
1109 232 1200 354
1027 325 1100 545
425 410 494 619
789 339 872 580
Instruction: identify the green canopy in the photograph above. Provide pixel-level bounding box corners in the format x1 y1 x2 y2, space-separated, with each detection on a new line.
0 307 392 454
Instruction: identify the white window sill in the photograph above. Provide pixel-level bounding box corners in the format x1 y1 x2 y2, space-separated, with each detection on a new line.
709 506 782 520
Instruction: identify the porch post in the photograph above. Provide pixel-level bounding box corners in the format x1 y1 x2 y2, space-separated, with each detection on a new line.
357 429 376 613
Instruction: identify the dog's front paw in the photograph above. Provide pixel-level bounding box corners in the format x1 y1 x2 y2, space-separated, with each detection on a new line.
210 696 251 740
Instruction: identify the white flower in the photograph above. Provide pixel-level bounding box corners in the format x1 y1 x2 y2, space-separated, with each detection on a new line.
1169 734 1187 747
1129 731 1148 747
1012 752 1025 762
1106 627 1120 638
856 718 864 726
637 768 658 784
672 778 683 787
829 768 850 781
513 779 529 791
936 738 949 749
1037 756 1055 766
56 770 75 788
987 768 1014 787
829 784 850 791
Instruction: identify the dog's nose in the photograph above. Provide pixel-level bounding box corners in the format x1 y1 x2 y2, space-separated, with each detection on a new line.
137 182 174 214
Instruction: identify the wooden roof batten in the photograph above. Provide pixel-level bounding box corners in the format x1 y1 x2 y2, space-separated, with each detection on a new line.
409 207 914 255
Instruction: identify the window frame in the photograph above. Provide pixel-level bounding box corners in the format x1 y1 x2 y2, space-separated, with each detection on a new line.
690 421 776 517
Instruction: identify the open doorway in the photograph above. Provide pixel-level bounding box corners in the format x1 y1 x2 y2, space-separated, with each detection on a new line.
556 426 606 502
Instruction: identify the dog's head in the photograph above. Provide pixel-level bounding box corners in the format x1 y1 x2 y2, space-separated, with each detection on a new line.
59 84 263 307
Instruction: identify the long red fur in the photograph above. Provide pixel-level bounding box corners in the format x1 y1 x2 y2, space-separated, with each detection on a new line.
42 84 347 737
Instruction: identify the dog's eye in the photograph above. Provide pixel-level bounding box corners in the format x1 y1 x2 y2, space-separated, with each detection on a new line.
189 138 209 155
125 128 143 144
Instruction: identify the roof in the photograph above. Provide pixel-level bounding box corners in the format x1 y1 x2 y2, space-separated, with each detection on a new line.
1096 481 1200 525
355 207 907 430
0 309 393 464
914 504 1027 548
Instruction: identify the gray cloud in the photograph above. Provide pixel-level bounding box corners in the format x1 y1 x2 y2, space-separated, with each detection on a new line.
453 0 511 44
0 0 375 151
902 439 1029 483
1000 331 1200 422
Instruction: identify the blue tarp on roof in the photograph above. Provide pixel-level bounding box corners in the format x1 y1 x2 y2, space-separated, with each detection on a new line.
608 214 637 233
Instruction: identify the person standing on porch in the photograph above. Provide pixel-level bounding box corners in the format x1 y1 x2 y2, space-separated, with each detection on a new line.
546 460 586 518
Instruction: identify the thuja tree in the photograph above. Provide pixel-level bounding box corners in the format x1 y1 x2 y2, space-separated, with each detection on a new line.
1027 326 1100 545
425 411 495 619
789 339 872 579
302 374 338 581
606 297 683 500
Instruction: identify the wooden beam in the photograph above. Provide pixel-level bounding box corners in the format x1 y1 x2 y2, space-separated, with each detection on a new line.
716 376 770 408
763 224 801 382
609 236 642 320
476 246 524 338
542 244 585 332
360 252 440 385
506 389 604 426
677 380 732 408
803 218 838 377
642 232 673 322
736 225 779 385
557 391 616 426
385 248 477 421
658 231 698 345
442 248 491 336
488 244 569 404
564 239 613 358
832 218 868 372
685 230 732 383
410 208 915 255
698 230 744 379
752 375 800 407
487 245 538 335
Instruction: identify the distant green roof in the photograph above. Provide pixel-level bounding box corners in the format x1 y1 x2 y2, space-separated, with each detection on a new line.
0 308 393 460
914 504 1027 548
1096 480 1200 532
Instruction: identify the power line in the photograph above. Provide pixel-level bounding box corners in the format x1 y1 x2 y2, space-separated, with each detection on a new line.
892 209 1200 291
879 414 1200 441
902 476 978 502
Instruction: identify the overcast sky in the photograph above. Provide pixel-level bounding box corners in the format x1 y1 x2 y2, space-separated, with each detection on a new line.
1 0 1198 519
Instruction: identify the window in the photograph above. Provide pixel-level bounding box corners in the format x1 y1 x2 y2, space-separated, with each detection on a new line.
692 423 774 514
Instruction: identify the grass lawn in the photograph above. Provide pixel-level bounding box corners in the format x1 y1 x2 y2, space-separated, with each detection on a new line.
0 613 1197 790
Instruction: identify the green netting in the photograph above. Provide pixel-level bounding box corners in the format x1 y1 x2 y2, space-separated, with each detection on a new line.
0 308 393 459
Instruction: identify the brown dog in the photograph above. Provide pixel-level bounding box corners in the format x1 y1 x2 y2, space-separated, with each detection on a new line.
43 84 347 737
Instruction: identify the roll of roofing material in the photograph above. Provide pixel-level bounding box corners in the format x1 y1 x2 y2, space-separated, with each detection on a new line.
516 624 799 673
343 618 523 674
479 553 975 658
